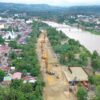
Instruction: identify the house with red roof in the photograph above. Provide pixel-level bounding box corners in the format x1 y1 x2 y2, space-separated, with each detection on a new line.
12 72 22 80
22 76 36 83
0 45 10 55
0 66 10 73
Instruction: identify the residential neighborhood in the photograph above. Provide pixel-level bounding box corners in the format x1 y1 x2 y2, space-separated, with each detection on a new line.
0 16 36 86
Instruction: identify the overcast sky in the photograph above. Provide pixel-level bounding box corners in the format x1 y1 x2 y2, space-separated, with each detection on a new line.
0 0 100 6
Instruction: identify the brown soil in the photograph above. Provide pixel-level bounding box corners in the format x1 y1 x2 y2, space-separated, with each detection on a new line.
36 32 77 100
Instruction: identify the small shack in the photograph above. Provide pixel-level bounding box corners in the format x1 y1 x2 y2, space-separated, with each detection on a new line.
64 67 88 83
22 76 36 84
2 75 12 85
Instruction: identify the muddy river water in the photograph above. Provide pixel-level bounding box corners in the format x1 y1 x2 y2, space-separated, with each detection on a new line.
44 21 100 54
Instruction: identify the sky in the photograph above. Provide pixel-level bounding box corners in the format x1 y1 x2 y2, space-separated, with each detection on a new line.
0 0 100 6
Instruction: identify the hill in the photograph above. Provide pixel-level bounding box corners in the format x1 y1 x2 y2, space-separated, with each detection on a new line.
0 2 100 16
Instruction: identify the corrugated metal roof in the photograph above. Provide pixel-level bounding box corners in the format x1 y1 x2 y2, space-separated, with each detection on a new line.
4 76 12 81
64 67 88 82
12 72 22 80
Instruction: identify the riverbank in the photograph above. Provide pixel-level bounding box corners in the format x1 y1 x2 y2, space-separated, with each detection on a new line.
44 21 100 54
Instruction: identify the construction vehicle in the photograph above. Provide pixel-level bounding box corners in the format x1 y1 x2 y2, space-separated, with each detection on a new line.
42 50 55 75
40 33 47 53
40 34 58 76
40 41 44 54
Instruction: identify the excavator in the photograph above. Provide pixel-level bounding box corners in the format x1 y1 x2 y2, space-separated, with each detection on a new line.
42 48 55 75
40 33 46 53
40 33 59 78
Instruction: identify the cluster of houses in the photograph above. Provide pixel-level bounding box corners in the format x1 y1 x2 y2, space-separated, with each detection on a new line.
77 15 100 25
66 15 100 30
0 44 36 85
0 17 32 41
2 71 36 85
0 16 36 86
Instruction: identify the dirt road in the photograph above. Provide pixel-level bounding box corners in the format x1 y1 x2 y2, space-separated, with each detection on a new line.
36 32 77 100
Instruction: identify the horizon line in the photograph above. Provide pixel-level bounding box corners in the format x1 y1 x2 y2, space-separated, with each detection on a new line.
0 2 100 7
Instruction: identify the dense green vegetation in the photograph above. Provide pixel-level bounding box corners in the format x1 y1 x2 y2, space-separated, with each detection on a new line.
95 85 100 100
47 27 90 67
0 78 44 100
77 86 87 100
0 70 5 82
88 74 100 100
92 51 100 71
88 51 100 100
0 35 5 44
89 75 100 86
46 27 100 100
47 27 100 69
79 22 100 35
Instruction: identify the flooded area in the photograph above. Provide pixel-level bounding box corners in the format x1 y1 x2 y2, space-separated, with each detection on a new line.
44 21 100 54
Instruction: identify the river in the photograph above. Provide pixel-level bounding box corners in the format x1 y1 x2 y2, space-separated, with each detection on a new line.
43 21 100 54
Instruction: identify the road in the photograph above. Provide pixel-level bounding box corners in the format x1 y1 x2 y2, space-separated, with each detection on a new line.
36 32 77 100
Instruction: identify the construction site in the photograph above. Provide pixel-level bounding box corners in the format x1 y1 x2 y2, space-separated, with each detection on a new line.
36 30 77 100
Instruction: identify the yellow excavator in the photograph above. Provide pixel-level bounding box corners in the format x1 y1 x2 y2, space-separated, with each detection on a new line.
40 33 46 53
42 50 55 75
40 33 58 76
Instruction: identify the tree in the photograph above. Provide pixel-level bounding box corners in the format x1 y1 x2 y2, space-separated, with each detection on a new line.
80 53 88 66
9 41 18 49
94 75 100 85
60 53 66 64
21 83 33 93
0 86 26 100
0 87 10 100
0 70 5 82
22 69 27 77
9 51 17 59
77 87 87 100
92 51 99 59
67 51 74 60
31 67 39 76
92 56 100 70
88 76 95 84
10 80 23 89
9 88 26 100
95 85 100 100
0 35 5 44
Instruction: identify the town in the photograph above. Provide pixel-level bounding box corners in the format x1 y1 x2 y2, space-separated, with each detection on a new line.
64 14 100 35
0 2 100 100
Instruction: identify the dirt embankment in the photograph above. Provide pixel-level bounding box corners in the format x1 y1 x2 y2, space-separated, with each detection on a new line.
36 32 77 100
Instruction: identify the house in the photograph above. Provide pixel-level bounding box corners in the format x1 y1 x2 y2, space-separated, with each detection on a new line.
3 31 17 40
63 67 88 83
22 76 36 83
0 24 5 29
12 72 22 80
26 20 33 24
0 45 10 66
0 66 10 73
4 75 12 81
10 67 15 72
2 75 12 85
0 45 10 55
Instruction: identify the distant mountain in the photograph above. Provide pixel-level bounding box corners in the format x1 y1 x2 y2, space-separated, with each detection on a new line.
67 6 100 14
0 2 64 12
0 2 100 15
